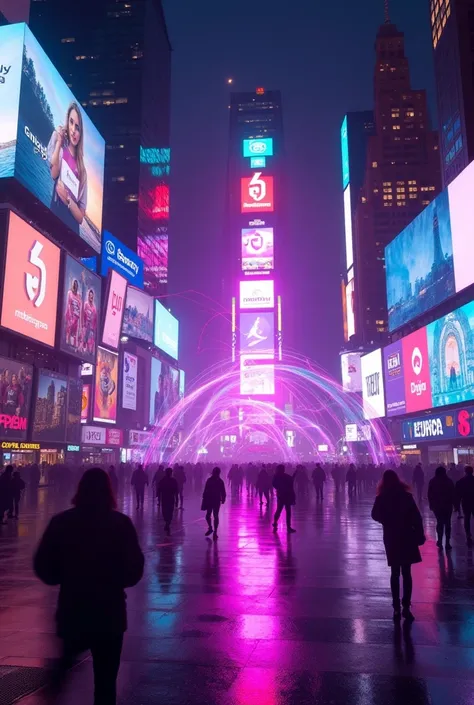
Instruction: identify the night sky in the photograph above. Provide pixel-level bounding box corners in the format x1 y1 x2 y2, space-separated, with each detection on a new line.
163 0 436 384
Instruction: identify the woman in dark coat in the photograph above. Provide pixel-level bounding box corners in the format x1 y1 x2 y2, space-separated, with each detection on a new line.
371 469 425 622
34 468 144 705
201 467 226 538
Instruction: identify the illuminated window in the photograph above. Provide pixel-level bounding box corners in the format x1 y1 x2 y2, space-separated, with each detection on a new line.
125 194 138 202
409 194 417 199
422 200 430 205
383 188 392 193
373 188 379 194
397 201 406 206
392 125 401 130
61 37 75 43
112 176 125 182
408 180 417 185
75 55 87 60
372 161 378 168
406 110 415 117
396 187 405 193
383 181 392 186
383 202 393 207
396 181 405 185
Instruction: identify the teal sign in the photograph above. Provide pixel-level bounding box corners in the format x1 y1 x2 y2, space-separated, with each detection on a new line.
251 156 266 168
341 115 350 189
243 138 273 158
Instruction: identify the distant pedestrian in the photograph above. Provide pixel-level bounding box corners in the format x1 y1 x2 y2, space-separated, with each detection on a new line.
108 465 118 499
131 464 148 510
256 467 271 505
152 465 165 504
346 464 357 497
201 467 226 539
158 468 179 535
272 464 296 533
174 465 186 508
412 463 425 503
371 470 425 622
11 469 26 519
455 466 474 546
0 465 13 524
428 466 455 551
312 463 326 501
33 468 144 705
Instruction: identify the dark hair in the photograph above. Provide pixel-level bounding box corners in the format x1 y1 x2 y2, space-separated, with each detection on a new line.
72 468 116 511
5 465 13 474
376 469 410 496
435 466 447 478
212 467 221 477
165 467 173 477
466 466 474 475
276 464 285 474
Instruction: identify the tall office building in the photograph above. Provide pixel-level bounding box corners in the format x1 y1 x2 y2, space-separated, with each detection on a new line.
430 0 474 187
348 11 441 346
29 0 171 295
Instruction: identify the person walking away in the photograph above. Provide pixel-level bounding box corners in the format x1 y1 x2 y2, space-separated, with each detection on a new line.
371 470 425 622
33 468 144 705
428 466 455 551
272 464 296 533
174 465 186 508
158 468 179 535
11 469 26 519
131 464 148 510
312 463 326 501
0 465 14 524
346 464 357 497
412 463 425 504
152 465 165 504
455 465 474 546
108 465 118 500
201 467 226 539
256 467 271 505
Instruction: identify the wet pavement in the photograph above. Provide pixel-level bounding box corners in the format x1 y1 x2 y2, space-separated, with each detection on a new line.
1 483 474 704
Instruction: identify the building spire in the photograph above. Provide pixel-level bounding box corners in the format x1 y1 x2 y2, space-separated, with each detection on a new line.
384 0 390 23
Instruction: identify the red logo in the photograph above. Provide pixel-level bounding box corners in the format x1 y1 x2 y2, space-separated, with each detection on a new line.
0 414 27 430
458 409 471 437
241 174 274 213
402 327 432 413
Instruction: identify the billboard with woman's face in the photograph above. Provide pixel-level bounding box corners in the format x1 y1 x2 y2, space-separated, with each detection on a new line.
0 24 105 252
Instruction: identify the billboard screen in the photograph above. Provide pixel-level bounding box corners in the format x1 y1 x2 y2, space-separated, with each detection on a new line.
150 356 162 425
102 270 127 351
361 349 385 419
1 212 61 347
66 376 82 444
346 274 355 339
0 25 105 251
101 231 144 288
241 228 274 272
240 355 275 396
341 115 350 190
448 160 474 294
427 300 474 408
239 280 274 310
93 347 118 424
340 352 362 393
243 138 273 158
150 358 179 425
122 351 137 411
240 312 274 355
402 406 474 443
241 173 274 213
383 340 406 417
0 357 33 440
60 254 101 363
122 286 153 343
81 383 90 423
386 191 454 332
402 327 432 413
343 185 353 271
32 370 68 442
154 300 179 360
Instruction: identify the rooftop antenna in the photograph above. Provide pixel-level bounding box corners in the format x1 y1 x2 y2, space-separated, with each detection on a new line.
384 0 391 23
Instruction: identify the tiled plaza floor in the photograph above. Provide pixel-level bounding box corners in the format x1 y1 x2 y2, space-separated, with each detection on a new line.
1 482 474 704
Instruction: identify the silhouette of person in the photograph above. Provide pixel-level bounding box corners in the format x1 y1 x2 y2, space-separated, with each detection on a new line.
455 465 474 545
428 466 455 551
158 468 179 535
256 467 271 505
312 463 326 501
201 467 226 539
131 464 148 510
412 463 425 503
272 464 296 533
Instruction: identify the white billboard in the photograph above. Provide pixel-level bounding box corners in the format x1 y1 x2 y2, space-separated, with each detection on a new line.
361 349 385 419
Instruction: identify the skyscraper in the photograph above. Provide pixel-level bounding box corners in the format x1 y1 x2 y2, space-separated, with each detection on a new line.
29 0 171 294
349 10 441 346
430 0 474 187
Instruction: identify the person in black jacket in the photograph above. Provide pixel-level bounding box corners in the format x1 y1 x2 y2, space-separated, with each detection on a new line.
428 466 455 551
372 470 425 622
11 469 26 519
201 467 226 538
455 466 474 545
34 468 144 705
272 464 296 533
158 468 179 535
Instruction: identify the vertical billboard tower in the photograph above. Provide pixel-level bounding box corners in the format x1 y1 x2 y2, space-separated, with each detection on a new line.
226 89 284 448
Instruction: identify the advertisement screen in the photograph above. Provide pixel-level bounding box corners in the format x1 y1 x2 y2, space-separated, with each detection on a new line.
402 406 474 443
383 340 406 417
240 355 275 396
66 376 82 444
361 349 385 419
346 274 355 339
239 280 275 310
149 356 162 425
154 300 179 360
240 312 274 355
81 383 90 423
402 327 432 413
137 231 169 290
101 231 144 288
427 299 474 408
33 370 68 442
340 352 362 393
122 351 137 411
122 286 153 343
251 157 266 169
93 347 118 424
243 138 273 158
60 255 101 363
341 115 350 190
386 191 454 332
2 25 105 251
344 185 353 271
81 363 93 377
241 173 274 213
0 357 33 439
448 160 474 294
102 270 127 350
241 228 274 272
1 212 61 347
150 358 180 425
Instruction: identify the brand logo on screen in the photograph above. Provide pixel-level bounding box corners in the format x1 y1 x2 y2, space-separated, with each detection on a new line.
24 127 47 160
106 240 116 256
25 241 47 308
0 414 27 431
458 409 471 437
241 175 274 212
0 64 11 84
111 289 123 317
85 429 104 443
366 372 380 398
249 219 266 226
413 418 444 438
248 173 266 202
243 288 272 307
387 352 401 377
249 141 268 155
412 347 423 376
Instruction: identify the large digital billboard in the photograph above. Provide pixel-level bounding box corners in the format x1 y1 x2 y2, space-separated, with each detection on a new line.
243 138 273 158
383 340 406 417
0 357 33 440
154 300 179 361
386 191 454 332
427 300 474 408
122 351 138 411
150 357 179 425
341 115 350 190
340 352 362 393
240 312 274 355
345 273 355 339
241 173 274 213
0 24 105 251
343 185 353 271
361 349 385 419
93 347 118 424
239 280 274 310
241 228 274 272
448 160 474 294
102 270 127 351
32 370 68 442
66 376 82 444
1 212 60 347
402 406 474 443
240 355 275 396
149 356 161 425
81 383 90 423
60 254 101 363
122 286 153 343
101 232 144 288
402 327 433 413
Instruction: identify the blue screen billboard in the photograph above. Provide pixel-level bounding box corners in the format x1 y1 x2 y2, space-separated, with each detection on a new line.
243 138 273 158
251 157 266 169
101 231 144 288
341 115 350 190
154 300 179 361
402 406 474 443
